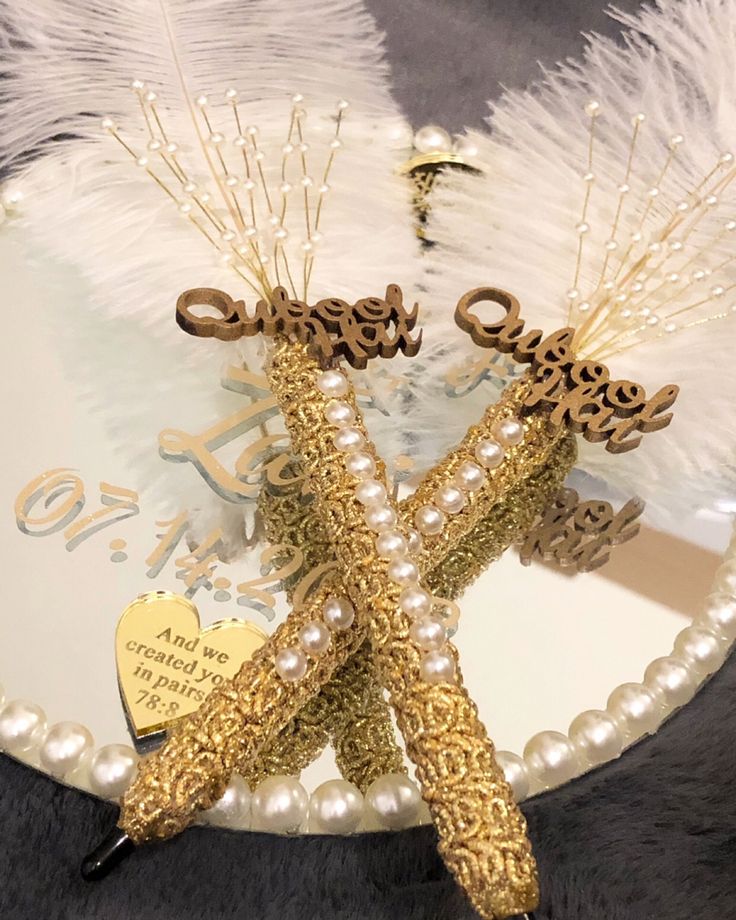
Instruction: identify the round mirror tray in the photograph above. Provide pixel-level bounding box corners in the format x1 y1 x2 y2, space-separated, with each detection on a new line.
1 228 734 832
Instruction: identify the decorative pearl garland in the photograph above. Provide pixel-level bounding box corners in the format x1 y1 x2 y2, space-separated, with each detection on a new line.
494 526 736 800
1 402 735 827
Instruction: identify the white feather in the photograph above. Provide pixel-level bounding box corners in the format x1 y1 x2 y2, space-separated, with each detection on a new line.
1 0 425 533
419 0 736 520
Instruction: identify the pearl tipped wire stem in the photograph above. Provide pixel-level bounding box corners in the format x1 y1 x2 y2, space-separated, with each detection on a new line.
305 102 346 292
148 110 189 187
186 97 249 263
624 231 735 321
293 111 314 299
566 106 599 325
593 279 736 362
191 107 268 292
571 112 643 338
148 99 173 148
574 120 672 349
586 237 736 362
663 278 736 322
199 104 252 241
111 122 272 303
270 106 300 299
155 0 271 299
274 106 301 303
134 87 157 142
578 157 735 356
244 125 297 298
247 130 275 217
228 103 279 294
587 219 736 361
231 102 260 225
124 86 272 295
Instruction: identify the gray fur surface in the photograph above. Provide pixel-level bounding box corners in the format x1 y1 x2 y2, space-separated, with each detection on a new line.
4 1 732 917
1 649 735 919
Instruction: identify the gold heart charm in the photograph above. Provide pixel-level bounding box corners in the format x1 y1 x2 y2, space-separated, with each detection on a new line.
115 591 267 740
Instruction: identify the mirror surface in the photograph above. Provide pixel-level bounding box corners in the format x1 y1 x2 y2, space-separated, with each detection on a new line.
1 231 728 800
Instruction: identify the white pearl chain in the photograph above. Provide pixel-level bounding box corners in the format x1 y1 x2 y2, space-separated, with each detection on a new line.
497 519 736 801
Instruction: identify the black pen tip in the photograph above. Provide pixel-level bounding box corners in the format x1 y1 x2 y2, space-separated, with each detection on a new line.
81 826 136 881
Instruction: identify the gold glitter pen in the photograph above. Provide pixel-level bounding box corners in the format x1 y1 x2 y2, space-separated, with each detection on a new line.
85 283 677 920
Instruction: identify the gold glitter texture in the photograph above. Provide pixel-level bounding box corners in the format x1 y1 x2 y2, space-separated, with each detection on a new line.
266 341 539 918
121 343 571 917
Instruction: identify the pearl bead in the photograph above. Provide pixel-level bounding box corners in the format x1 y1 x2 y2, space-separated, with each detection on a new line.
419 650 456 684
0 700 46 753
387 557 420 586
453 461 485 492
309 779 363 833
413 124 452 154
299 621 332 656
672 626 726 677
409 616 447 651
523 731 580 789
434 484 466 515
494 750 530 801
203 775 251 828
475 439 505 469
414 504 445 536
324 400 355 427
40 721 94 777
275 647 308 681
89 744 139 799
375 530 409 559
316 369 349 397
406 528 423 555
494 417 524 447
453 134 479 159
355 479 387 506
568 710 623 766
399 586 433 618
713 561 736 596
333 426 365 452
323 596 355 631
364 503 398 532
364 774 422 829
345 451 376 479
644 656 697 710
695 592 736 642
252 775 308 833
606 682 663 741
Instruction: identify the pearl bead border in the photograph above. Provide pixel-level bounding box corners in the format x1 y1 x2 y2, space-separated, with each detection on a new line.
494 521 736 803
1 361 734 826
2 518 733 830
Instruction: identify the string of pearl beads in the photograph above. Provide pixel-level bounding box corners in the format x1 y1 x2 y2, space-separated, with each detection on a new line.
414 415 525 538
314 367 456 685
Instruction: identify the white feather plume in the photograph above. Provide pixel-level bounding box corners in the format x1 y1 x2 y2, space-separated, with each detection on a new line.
1 0 423 533
418 0 736 520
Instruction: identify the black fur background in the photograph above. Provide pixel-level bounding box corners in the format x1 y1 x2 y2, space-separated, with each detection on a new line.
3 1 734 917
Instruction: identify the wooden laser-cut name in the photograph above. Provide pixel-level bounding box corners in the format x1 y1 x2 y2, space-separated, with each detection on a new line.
176 284 422 369
455 288 679 453
519 488 644 573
